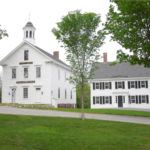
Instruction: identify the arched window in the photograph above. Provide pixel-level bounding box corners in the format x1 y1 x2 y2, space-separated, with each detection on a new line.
26 31 28 38
30 31 32 38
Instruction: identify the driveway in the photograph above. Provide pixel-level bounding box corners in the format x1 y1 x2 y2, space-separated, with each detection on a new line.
0 106 150 125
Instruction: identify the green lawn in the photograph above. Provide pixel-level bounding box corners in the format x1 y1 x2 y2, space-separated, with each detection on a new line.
1 103 150 117
0 114 150 150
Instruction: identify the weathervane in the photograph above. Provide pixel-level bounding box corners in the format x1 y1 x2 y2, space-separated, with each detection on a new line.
28 13 31 21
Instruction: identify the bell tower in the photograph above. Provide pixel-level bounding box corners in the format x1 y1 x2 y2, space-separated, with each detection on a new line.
23 21 36 44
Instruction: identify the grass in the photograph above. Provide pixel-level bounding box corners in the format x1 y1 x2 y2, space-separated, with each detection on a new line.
1 103 150 117
0 114 150 150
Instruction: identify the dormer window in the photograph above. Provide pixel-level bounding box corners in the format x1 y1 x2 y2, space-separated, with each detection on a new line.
24 50 29 60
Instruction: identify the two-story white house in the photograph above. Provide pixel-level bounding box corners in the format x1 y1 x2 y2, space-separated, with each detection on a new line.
0 21 76 108
91 53 150 109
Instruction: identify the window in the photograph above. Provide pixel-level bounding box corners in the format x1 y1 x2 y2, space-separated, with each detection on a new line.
142 95 146 103
115 81 125 89
130 81 135 88
24 68 28 78
70 90 72 99
104 82 110 89
26 31 28 38
96 97 100 104
12 68 16 79
36 67 41 78
24 50 29 60
65 89 67 99
58 88 60 99
36 88 41 91
105 96 110 104
23 88 28 98
96 83 100 89
130 96 136 103
141 81 146 88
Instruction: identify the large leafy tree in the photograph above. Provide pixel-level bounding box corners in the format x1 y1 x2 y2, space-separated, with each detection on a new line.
105 0 150 67
52 10 105 120
0 25 8 40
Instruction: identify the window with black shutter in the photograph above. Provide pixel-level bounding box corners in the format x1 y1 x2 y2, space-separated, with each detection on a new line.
110 96 112 104
135 81 138 88
136 95 138 104
146 95 149 103
128 81 130 89
146 81 148 88
93 83 95 90
93 96 95 104
138 81 141 88
128 95 131 104
122 81 125 89
139 95 141 104
115 82 117 89
109 82 112 89
103 96 105 104
100 96 102 104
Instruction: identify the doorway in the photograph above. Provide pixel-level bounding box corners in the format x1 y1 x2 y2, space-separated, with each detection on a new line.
118 96 123 107
11 88 16 103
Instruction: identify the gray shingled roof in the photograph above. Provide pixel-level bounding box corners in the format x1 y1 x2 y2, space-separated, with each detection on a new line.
93 62 150 79
32 44 69 68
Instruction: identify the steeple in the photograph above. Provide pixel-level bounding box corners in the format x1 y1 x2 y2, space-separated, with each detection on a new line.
23 21 36 44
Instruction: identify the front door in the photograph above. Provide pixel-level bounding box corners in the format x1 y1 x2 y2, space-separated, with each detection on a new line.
35 88 41 103
118 96 123 107
11 88 16 103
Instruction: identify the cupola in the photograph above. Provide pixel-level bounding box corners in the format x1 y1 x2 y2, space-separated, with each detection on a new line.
23 21 36 44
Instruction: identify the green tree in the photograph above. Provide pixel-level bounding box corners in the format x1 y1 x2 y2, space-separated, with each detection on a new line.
52 10 105 120
0 25 8 40
105 0 150 67
76 84 90 108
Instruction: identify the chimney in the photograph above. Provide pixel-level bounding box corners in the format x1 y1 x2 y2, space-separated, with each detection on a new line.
53 51 59 59
103 52 107 62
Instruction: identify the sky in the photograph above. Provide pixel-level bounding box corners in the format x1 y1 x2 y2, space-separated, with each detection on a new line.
0 0 123 72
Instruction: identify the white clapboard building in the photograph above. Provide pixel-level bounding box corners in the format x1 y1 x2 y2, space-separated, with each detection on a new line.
91 53 150 109
0 21 76 108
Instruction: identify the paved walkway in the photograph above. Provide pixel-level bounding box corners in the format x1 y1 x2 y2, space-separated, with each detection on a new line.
0 106 150 125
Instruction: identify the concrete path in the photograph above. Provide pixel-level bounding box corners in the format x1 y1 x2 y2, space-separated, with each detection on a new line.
0 106 150 125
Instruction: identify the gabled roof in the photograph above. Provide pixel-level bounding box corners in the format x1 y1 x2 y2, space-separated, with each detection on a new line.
32 44 69 68
93 62 150 79
0 41 69 68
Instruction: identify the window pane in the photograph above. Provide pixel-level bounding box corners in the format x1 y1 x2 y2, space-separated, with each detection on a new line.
24 68 28 78
96 97 99 104
96 83 99 89
23 88 28 98
12 68 16 79
24 50 29 60
36 67 41 78
130 81 135 88
104 82 109 89
141 81 146 88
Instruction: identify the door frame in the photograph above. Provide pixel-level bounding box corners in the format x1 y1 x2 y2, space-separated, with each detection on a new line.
11 88 16 103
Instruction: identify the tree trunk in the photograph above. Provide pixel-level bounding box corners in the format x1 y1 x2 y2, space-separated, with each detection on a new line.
81 82 85 120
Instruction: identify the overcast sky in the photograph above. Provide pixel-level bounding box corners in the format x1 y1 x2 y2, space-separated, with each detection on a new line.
0 0 123 72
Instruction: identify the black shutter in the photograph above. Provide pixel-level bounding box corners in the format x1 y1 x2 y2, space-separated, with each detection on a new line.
100 96 102 104
93 83 95 90
146 95 149 103
128 96 131 104
138 81 141 88
93 96 95 104
146 81 148 88
103 82 105 90
139 95 141 104
100 82 102 90
135 81 138 89
109 82 112 89
128 81 130 89
110 96 112 104
103 96 105 104
136 95 138 104
115 82 117 89
122 81 125 89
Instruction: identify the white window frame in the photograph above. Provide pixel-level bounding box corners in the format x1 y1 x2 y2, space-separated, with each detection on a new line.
130 96 136 103
117 82 123 88
23 88 28 98
142 95 146 103
141 81 146 88
24 50 29 61
104 82 109 89
24 67 28 78
36 66 41 78
96 83 100 89
96 97 100 104
130 81 135 88
105 96 110 104
12 68 16 79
